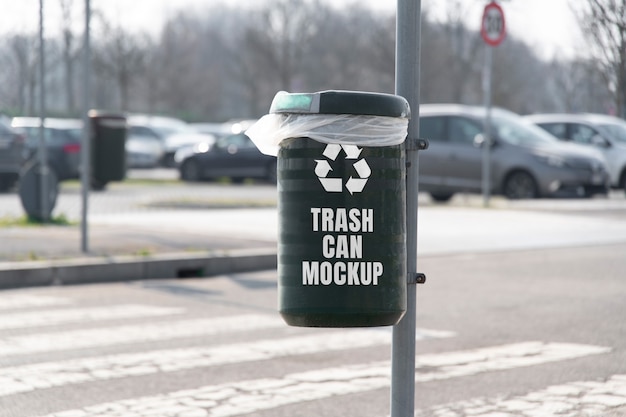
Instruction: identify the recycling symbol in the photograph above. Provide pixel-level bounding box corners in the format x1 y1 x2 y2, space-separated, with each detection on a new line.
314 144 371 194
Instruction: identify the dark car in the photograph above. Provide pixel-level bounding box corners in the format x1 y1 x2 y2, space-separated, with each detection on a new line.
11 117 82 181
418 104 610 201
178 132 277 183
524 113 626 194
0 116 27 191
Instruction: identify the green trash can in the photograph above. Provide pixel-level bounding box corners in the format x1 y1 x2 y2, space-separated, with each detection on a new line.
89 111 127 190
249 90 410 327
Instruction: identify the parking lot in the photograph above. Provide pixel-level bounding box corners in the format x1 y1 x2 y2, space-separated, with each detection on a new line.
1 168 625 263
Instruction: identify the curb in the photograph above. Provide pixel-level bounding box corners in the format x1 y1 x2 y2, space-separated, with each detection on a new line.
0 248 277 290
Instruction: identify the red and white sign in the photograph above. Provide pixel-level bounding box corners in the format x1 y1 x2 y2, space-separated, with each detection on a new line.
481 1 506 47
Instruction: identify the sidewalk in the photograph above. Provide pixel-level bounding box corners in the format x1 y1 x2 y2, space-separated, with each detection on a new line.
0 221 276 262
0 222 277 290
2 191 626 290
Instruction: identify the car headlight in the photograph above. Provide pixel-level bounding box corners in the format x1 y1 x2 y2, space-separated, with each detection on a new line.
196 142 211 153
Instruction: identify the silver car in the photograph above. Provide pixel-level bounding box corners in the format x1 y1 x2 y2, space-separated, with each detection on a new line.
524 113 626 194
127 115 215 168
418 104 610 201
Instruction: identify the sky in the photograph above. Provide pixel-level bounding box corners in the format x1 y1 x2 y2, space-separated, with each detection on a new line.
1 0 583 60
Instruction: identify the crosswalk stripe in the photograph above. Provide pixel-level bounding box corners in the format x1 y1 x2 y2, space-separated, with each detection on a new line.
0 304 185 330
0 328 453 397
35 342 610 417
0 314 286 358
0 295 72 310
415 374 626 417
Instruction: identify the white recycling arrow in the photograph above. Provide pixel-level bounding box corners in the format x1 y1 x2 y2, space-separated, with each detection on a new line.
342 145 362 159
319 178 343 192
314 160 333 178
346 177 368 194
315 144 370 194
323 144 342 160
353 158 371 178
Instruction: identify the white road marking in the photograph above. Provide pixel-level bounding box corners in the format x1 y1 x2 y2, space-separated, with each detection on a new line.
0 304 185 329
35 342 610 417
0 295 71 310
0 328 453 397
415 374 626 417
0 314 285 358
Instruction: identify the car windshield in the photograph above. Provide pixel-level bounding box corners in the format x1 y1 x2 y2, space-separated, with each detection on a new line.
20 126 82 146
596 123 626 144
152 125 190 138
491 111 558 146
215 133 250 150
64 128 82 142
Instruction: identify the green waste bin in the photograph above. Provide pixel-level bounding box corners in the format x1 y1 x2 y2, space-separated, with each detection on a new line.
89 111 127 190
248 90 410 327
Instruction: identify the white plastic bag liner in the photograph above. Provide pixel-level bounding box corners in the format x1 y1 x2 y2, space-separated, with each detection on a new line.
246 113 409 156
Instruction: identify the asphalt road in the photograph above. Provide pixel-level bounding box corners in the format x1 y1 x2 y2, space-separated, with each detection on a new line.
0 244 624 417
0 176 625 416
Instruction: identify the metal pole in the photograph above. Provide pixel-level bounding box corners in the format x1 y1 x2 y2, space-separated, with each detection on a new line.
392 0 421 416
482 44 493 207
38 0 49 221
80 0 91 252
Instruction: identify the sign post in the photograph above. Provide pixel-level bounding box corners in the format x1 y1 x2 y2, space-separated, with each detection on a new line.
38 0 50 222
80 0 91 252
480 1 505 207
393 0 422 416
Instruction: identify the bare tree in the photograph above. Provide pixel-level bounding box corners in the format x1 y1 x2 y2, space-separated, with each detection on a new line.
242 0 322 95
306 3 395 93
6 34 40 115
491 38 549 114
575 0 626 118
3 1 598 121
442 1 483 103
149 11 223 120
546 58 612 113
59 0 79 114
92 13 150 111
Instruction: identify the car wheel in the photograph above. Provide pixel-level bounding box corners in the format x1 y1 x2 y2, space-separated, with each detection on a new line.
503 171 538 199
266 160 277 184
180 159 201 182
429 192 454 203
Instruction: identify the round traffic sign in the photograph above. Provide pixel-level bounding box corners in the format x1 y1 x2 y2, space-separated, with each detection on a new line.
481 1 506 46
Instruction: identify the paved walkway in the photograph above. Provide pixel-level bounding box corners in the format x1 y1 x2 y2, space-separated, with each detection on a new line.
3 202 626 264
0 221 274 263
1 194 626 290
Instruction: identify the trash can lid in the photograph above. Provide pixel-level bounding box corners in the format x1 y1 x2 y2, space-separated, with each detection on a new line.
269 90 410 118
88 110 127 121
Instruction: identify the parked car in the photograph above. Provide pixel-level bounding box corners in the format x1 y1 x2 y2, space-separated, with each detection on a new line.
189 122 233 139
127 115 215 167
191 119 258 136
163 132 216 167
0 116 27 191
125 130 165 169
524 113 626 194
11 117 82 182
418 104 610 201
178 132 277 183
